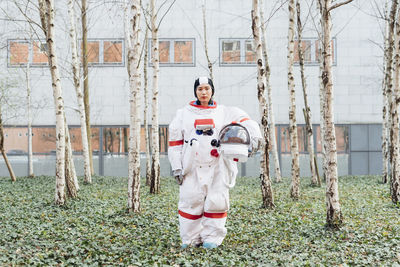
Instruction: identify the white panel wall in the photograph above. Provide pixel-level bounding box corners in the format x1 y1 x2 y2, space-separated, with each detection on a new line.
0 0 384 126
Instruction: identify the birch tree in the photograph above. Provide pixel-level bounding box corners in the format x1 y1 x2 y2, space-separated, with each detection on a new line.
38 0 66 205
81 0 94 178
319 0 354 227
381 1 390 184
0 101 16 182
316 0 327 181
385 0 398 186
143 27 152 186
296 0 320 187
68 0 91 184
26 62 34 178
260 0 282 183
202 0 213 81
65 121 78 197
125 0 142 212
150 0 160 194
252 0 275 209
390 3 400 204
288 0 300 199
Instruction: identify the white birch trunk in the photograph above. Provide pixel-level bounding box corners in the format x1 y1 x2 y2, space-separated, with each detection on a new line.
125 0 142 212
382 9 390 184
150 0 161 194
296 0 319 186
65 121 78 197
317 0 327 181
382 0 391 184
390 4 400 204
252 0 275 209
386 0 398 189
81 0 94 177
143 27 152 186
0 102 16 182
67 0 91 184
26 62 34 178
260 0 282 183
320 0 342 227
202 1 213 81
288 0 300 199
39 0 66 205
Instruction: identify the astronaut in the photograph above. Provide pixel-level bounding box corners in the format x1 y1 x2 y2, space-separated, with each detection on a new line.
168 77 262 249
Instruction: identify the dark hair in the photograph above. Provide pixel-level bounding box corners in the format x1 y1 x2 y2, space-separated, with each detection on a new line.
193 77 215 98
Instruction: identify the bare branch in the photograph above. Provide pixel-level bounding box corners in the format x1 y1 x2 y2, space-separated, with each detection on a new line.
328 0 354 12
141 3 151 30
156 0 176 30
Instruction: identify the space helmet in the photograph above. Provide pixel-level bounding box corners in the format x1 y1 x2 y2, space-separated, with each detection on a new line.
218 123 250 162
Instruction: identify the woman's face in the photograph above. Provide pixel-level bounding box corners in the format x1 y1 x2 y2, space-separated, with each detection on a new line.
196 83 212 105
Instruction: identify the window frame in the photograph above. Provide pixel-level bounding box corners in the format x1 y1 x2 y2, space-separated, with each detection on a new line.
219 38 256 67
294 37 337 66
7 39 49 68
148 38 196 67
81 38 125 67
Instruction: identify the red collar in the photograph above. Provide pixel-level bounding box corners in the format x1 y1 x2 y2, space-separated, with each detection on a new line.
189 100 217 109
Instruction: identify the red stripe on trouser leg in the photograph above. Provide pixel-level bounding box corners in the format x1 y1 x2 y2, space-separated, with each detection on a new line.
178 210 203 220
203 212 227 218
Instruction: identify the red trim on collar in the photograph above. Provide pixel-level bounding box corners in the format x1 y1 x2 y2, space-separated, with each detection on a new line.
189 100 217 109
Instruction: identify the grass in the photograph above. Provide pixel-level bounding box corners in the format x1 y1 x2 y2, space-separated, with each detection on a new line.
0 175 399 266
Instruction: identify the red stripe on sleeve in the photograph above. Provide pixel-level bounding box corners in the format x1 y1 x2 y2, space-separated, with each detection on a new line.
203 212 228 219
169 140 184 147
239 118 250 123
178 210 203 220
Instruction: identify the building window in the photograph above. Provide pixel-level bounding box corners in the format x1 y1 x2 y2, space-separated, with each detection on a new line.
220 38 256 66
294 38 336 65
149 38 195 66
81 39 124 66
7 40 48 67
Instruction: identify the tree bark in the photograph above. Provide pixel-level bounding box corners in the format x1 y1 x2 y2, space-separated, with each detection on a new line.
382 2 390 184
81 0 94 177
296 0 319 187
252 0 275 209
126 0 142 213
320 0 342 228
317 0 327 182
0 103 16 182
386 0 398 189
39 0 66 205
150 0 161 194
26 62 34 178
68 0 91 184
390 3 400 204
65 122 78 198
288 0 300 200
143 27 152 186
202 0 213 81
259 0 282 183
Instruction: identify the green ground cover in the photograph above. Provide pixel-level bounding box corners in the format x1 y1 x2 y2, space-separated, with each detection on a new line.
0 175 399 266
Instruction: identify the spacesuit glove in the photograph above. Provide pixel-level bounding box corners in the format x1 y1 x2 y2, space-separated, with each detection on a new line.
249 137 262 156
173 169 184 185
175 174 184 185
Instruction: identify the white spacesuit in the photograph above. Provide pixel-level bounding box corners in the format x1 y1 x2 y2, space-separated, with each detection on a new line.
168 97 262 248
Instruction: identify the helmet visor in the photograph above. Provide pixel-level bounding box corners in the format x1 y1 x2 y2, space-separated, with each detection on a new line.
219 124 250 145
